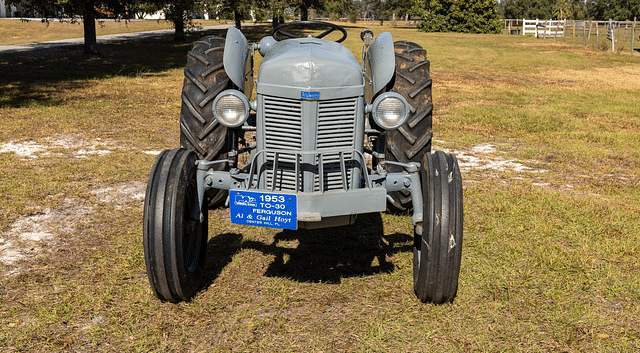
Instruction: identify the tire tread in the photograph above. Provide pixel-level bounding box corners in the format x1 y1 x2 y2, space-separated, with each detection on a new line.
180 35 232 207
413 151 463 304
386 41 433 212
143 148 208 303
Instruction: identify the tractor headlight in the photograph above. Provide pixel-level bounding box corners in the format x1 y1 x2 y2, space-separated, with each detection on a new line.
212 90 251 127
370 93 410 130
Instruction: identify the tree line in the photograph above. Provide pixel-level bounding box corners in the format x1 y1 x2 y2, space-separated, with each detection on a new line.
500 0 640 22
7 0 504 54
9 0 367 53
7 0 639 54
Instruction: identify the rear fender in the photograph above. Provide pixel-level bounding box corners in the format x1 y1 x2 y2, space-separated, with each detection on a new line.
364 32 395 103
224 27 254 96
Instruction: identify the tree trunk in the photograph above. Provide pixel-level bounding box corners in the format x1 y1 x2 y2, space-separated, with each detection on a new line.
234 10 241 30
174 17 185 42
82 1 98 55
300 3 308 21
272 3 284 30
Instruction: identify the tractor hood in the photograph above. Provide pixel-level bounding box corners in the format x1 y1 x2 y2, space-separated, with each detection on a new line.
256 38 364 99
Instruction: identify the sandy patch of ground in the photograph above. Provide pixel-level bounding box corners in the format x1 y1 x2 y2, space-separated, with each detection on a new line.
0 141 47 158
143 150 162 155
0 133 154 273
91 181 146 207
0 134 114 160
1 181 147 274
0 134 164 159
0 199 93 271
434 141 547 175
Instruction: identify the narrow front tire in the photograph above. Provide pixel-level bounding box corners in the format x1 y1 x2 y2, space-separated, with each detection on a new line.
413 151 463 304
143 148 208 302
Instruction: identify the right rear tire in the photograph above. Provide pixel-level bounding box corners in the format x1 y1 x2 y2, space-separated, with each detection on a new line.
179 35 231 207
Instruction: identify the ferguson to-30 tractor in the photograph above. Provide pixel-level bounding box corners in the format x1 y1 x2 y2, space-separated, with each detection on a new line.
143 21 463 304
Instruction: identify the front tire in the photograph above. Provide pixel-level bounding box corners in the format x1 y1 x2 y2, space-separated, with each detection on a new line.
413 151 463 304
143 148 208 303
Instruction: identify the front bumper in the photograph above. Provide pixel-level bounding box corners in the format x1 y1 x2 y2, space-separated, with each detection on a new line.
195 148 423 229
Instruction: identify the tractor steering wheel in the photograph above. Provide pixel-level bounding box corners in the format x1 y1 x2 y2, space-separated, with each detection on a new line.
272 21 347 43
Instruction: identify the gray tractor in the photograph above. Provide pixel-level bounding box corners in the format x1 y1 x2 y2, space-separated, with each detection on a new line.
143 21 463 304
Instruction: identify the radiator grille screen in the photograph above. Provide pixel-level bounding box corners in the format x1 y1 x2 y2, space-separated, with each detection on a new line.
316 98 357 191
262 96 357 192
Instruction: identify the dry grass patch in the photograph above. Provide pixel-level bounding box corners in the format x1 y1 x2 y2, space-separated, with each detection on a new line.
539 65 640 91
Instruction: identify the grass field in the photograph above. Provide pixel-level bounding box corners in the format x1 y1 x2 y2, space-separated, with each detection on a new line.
0 23 639 351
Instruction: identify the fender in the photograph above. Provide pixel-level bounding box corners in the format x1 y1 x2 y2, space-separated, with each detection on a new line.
223 27 253 94
364 32 395 102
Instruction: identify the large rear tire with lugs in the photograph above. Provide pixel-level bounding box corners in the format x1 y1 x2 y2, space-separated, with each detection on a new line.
386 41 433 213
143 148 208 303
413 151 463 304
179 35 231 207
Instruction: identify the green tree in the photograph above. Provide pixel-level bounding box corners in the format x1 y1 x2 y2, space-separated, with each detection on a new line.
161 0 201 41
323 0 358 21
217 0 268 29
294 0 322 21
587 0 640 20
381 0 415 21
502 0 597 20
359 0 383 21
503 0 554 19
271 0 287 28
8 0 138 54
416 0 502 33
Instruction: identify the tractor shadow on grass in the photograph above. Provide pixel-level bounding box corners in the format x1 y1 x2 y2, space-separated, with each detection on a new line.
202 232 244 289
241 213 413 284
201 213 413 287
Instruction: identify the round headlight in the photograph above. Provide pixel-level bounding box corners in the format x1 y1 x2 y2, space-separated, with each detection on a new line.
212 90 250 127
371 93 409 130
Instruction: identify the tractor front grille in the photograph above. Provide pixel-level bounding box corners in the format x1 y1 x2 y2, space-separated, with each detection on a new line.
260 95 359 192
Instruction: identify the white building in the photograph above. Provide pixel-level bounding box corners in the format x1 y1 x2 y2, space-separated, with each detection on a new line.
0 0 21 18
136 11 164 20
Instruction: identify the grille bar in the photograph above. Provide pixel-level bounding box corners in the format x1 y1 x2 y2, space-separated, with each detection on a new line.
247 149 371 192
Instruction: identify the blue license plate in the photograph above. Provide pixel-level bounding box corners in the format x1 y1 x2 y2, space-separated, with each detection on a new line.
230 190 297 230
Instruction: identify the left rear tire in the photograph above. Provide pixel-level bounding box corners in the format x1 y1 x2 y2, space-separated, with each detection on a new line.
143 148 208 303
180 35 231 208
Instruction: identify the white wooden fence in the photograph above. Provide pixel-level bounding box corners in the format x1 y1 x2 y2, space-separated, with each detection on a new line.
506 18 638 54
522 19 565 38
